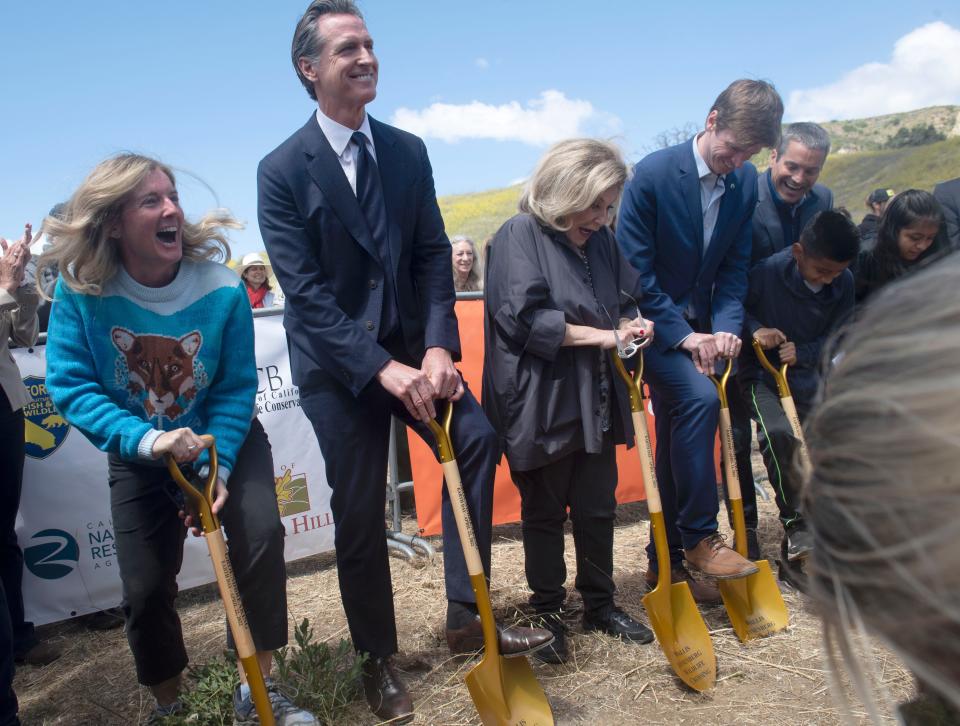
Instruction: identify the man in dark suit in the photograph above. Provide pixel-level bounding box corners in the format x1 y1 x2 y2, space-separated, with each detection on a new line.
731 122 834 561
617 80 784 600
934 176 960 249
257 2 549 721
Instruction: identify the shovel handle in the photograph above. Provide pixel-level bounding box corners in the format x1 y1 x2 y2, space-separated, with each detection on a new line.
708 362 749 558
164 436 274 725
751 340 812 477
751 338 791 400
165 434 219 534
427 403 500 658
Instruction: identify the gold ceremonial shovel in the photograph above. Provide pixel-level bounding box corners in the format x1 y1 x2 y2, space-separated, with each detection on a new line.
165 436 275 726
708 360 789 642
751 339 811 478
427 402 553 726
610 352 716 692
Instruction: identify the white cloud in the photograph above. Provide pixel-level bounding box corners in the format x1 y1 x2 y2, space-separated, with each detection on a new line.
390 90 622 146
474 57 489 70
787 21 960 121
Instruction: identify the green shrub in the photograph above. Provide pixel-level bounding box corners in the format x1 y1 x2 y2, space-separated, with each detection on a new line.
885 124 946 149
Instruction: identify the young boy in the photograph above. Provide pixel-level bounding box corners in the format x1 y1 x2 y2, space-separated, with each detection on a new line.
738 210 859 580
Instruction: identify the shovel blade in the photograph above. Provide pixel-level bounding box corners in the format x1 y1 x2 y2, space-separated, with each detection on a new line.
643 581 716 691
719 560 789 642
465 653 554 726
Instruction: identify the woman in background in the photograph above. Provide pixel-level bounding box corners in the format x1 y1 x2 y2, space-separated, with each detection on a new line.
805 253 960 724
238 252 277 308
451 235 482 292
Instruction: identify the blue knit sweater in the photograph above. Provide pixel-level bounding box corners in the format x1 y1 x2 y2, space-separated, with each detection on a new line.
46 259 257 481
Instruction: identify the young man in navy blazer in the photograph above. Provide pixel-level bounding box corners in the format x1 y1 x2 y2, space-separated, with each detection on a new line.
257 1 550 721
616 80 784 602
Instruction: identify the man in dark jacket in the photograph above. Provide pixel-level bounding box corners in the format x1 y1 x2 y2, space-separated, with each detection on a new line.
729 123 833 559
739 210 858 580
933 176 960 249
858 188 894 251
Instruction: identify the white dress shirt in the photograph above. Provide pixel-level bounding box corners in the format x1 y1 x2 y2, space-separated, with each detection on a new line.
315 108 377 196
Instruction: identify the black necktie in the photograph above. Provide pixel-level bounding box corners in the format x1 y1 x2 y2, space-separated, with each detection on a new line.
352 131 398 337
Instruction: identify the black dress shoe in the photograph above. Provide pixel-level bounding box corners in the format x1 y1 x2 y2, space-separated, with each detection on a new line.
583 607 654 644
532 613 568 665
361 656 413 723
446 615 555 658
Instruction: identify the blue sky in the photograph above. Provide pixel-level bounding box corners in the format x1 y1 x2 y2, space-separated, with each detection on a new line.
2 0 960 255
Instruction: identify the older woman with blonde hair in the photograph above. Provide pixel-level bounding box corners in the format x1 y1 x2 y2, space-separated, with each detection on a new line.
39 154 315 725
804 252 960 724
482 138 655 663
450 235 482 292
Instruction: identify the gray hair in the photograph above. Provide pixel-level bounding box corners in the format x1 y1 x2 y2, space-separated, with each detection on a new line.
804 252 960 719
519 138 627 232
450 235 483 292
291 0 364 101
776 121 831 158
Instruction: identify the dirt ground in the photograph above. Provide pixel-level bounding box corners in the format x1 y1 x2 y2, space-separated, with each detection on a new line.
14 473 914 725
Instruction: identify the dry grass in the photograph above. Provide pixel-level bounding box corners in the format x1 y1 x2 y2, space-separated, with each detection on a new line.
15 467 915 725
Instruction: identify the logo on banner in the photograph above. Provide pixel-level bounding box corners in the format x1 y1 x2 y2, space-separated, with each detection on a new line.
256 365 301 415
275 465 311 517
21 376 70 459
24 529 80 579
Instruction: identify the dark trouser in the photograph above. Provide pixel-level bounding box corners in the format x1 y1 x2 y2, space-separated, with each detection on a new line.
0 578 18 726
109 419 287 686
510 436 618 616
0 390 35 660
641 345 721 570
743 381 810 529
724 377 759 530
299 377 497 657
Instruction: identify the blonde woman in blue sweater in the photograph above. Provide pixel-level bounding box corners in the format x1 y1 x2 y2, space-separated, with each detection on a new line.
41 154 316 726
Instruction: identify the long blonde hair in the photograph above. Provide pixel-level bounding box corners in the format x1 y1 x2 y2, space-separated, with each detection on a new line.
804 251 960 720
38 153 240 297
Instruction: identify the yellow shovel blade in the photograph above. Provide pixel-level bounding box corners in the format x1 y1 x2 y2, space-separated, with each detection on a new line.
718 560 789 642
643 582 716 692
466 654 554 726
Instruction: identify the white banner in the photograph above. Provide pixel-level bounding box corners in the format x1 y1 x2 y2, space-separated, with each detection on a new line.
13 313 335 625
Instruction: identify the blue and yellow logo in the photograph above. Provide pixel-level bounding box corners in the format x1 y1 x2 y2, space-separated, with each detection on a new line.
21 375 69 459
24 529 79 580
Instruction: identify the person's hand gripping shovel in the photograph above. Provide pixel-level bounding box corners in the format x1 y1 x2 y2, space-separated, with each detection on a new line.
609 347 716 691
708 360 789 641
751 339 811 477
427 402 554 726
165 436 275 726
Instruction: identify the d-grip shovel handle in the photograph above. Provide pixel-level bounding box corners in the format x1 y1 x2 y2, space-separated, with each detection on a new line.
751 338 811 476
165 434 219 534
427 403 499 657
164 436 275 726
751 338 791 400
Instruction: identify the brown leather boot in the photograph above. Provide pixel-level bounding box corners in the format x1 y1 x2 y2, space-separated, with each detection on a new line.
684 533 759 580
361 656 413 724
644 566 722 605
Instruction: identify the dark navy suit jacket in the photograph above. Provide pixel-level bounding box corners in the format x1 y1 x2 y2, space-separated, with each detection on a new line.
751 169 833 264
616 138 757 350
257 115 460 397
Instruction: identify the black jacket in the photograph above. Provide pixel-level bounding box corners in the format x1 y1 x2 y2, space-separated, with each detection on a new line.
739 248 854 405
482 214 643 471
857 213 881 252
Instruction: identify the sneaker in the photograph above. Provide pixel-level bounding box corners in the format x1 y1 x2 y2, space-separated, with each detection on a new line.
233 679 319 726
582 607 654 644
532 614 568 665
147 700 182 724
785 525 813 561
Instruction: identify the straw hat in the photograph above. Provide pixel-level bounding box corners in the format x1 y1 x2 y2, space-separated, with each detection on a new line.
237 252 272 278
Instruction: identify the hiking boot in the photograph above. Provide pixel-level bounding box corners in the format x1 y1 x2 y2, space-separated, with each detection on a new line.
644 566 722 605
785 525 813 562
14 641 61 666
532 613 568 665
147 700 182 724
684 533 759 580
582 607 653 644
233 678 319 725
